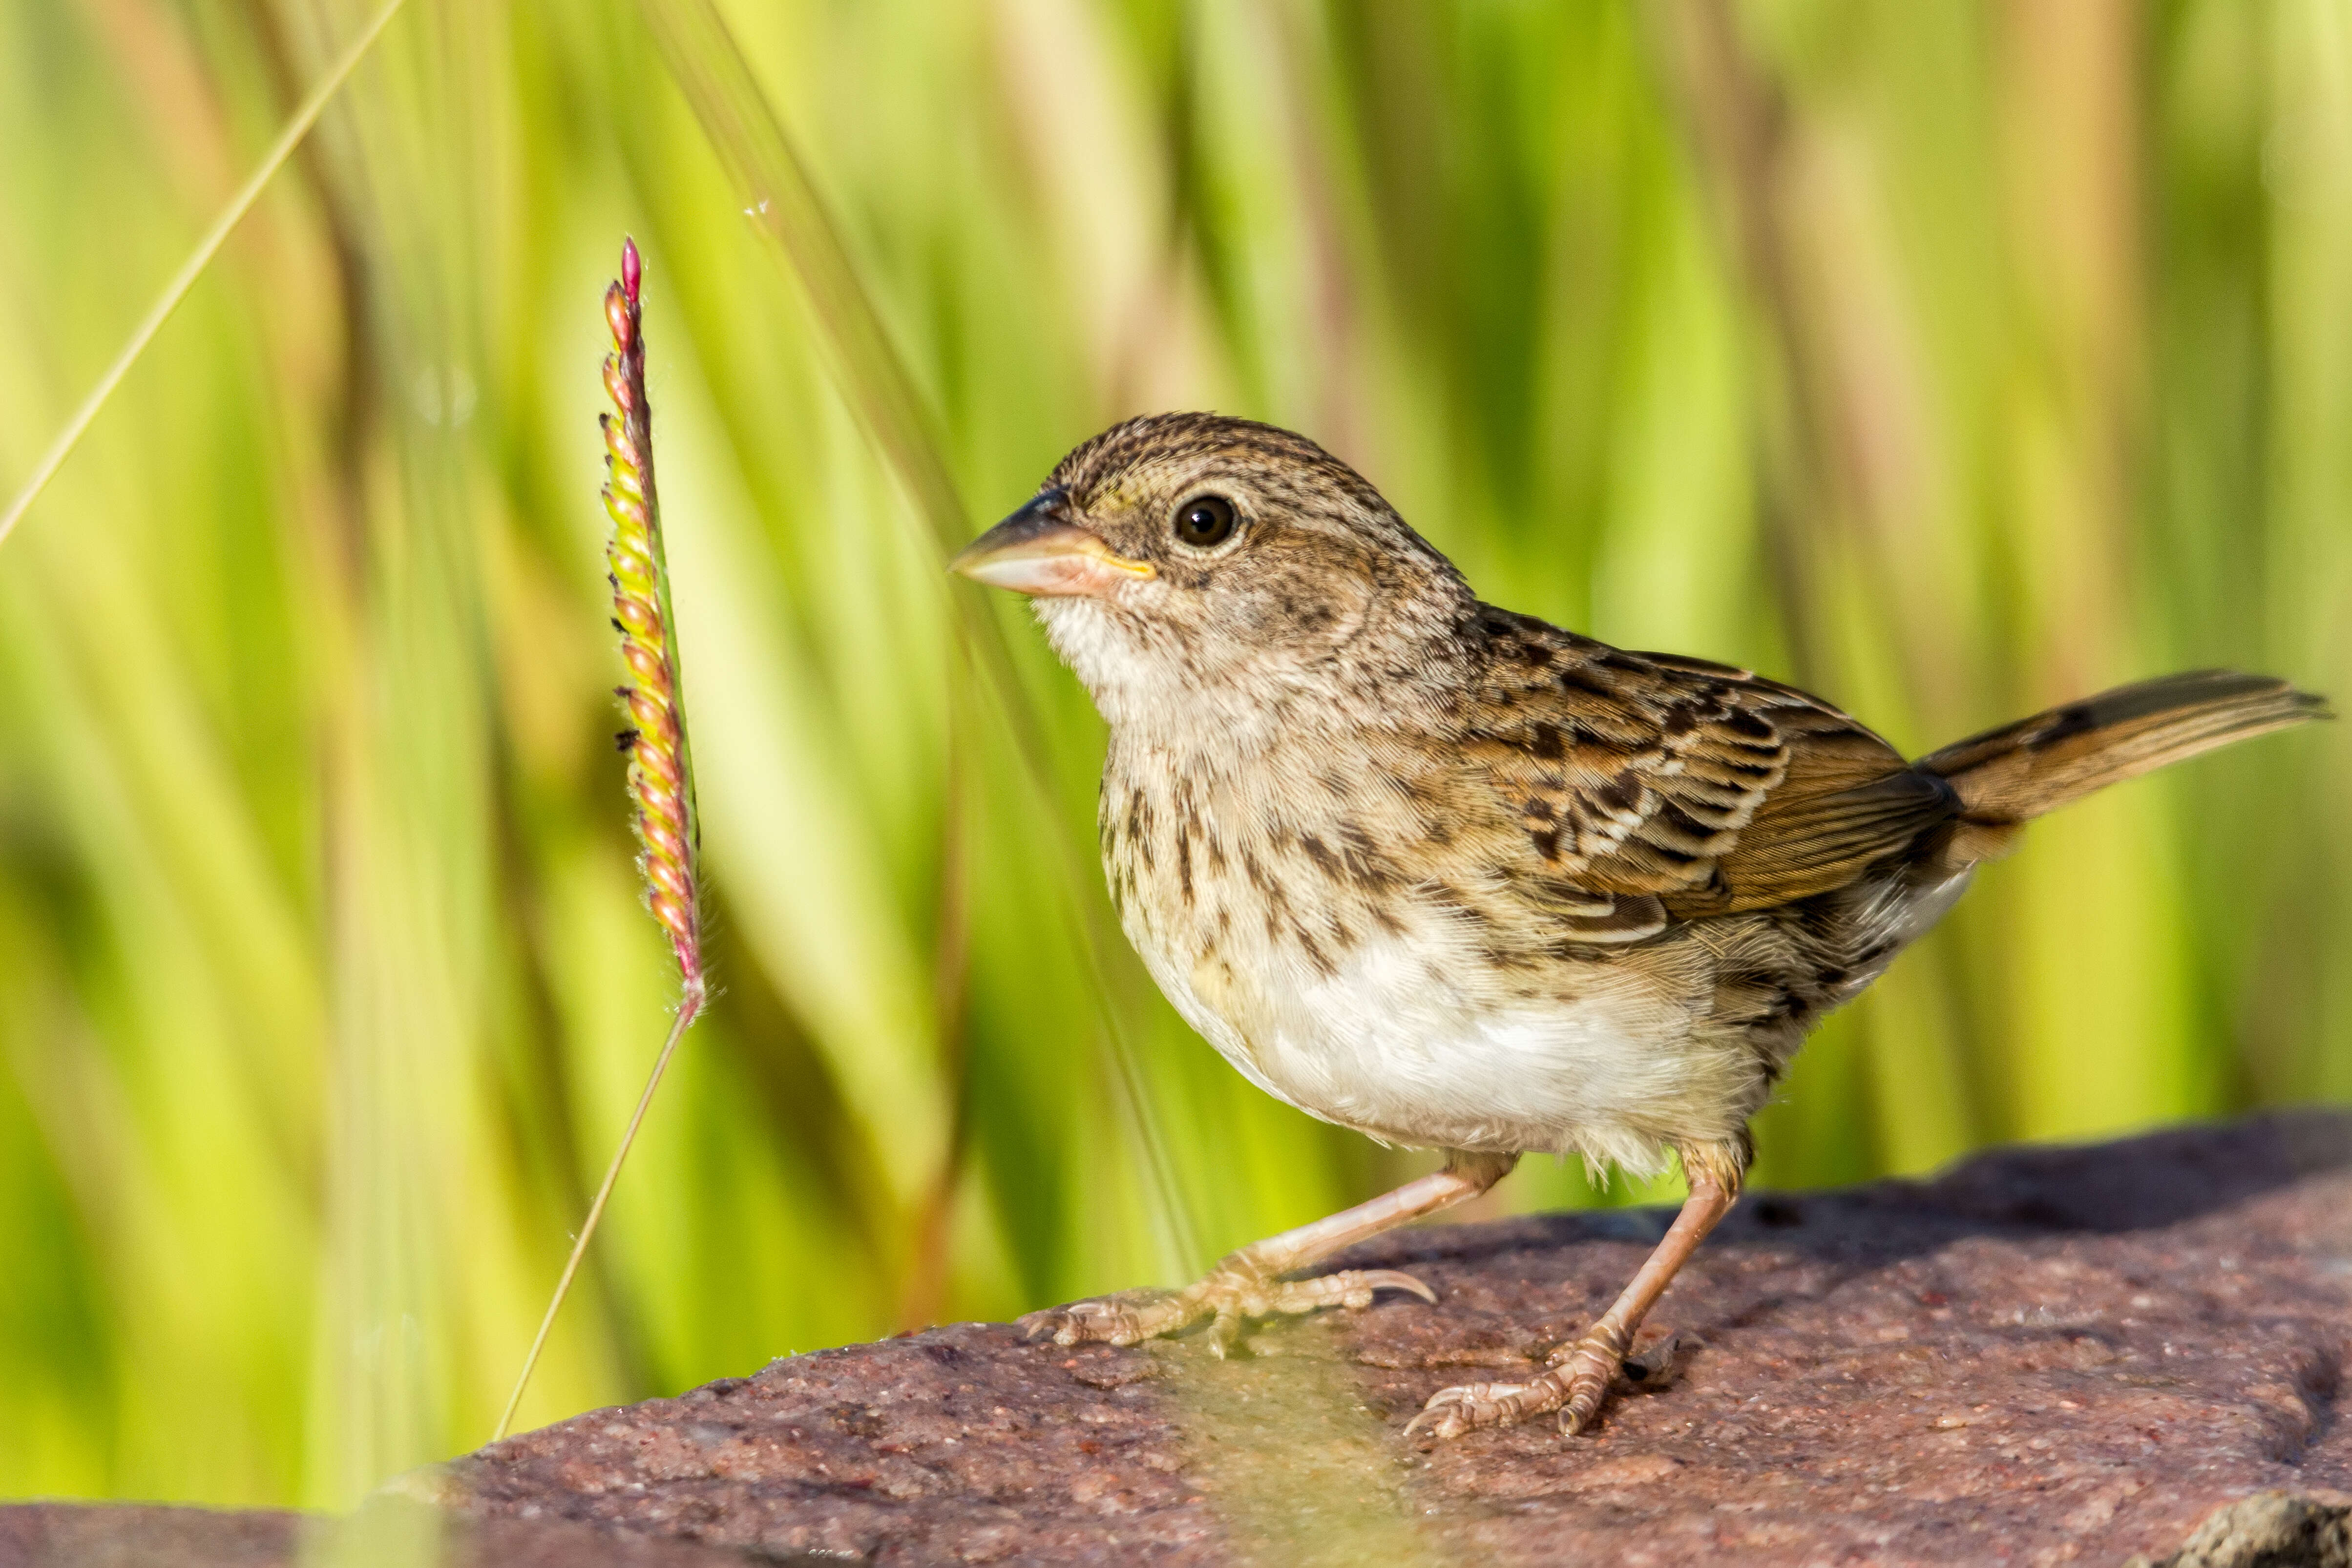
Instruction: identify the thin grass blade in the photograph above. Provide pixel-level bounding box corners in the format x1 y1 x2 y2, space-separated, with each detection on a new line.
634 0 1200 1277
0 0 409 551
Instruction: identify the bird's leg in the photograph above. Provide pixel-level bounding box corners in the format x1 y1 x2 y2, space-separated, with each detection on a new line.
1020 1150 1518 1356
1411 1139 1746 1440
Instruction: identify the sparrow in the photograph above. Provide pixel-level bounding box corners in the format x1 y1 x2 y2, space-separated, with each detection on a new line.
951 412 2327 1439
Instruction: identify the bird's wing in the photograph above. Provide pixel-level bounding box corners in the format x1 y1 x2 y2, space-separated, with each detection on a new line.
1458 620 1957 941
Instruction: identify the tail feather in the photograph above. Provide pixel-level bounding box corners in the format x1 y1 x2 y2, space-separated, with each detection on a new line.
1916 669 2329 825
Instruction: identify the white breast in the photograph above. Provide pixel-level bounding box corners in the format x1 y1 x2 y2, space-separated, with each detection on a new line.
1125 896 1726 1175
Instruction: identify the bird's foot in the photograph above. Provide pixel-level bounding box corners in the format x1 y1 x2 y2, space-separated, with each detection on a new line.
1407 1325 1641 1440
1018 1261 1435 1357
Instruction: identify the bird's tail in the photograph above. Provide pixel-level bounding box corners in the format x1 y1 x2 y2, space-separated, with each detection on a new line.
1915 669 2329 828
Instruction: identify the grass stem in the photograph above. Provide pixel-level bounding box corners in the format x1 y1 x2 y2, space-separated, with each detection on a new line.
493 983 704 1442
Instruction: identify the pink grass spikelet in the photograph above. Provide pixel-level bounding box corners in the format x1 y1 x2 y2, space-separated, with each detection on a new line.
600 236 703 993
497 237 707 1442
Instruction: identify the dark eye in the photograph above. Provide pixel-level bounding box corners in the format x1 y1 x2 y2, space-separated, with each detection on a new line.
1173 494 1237 549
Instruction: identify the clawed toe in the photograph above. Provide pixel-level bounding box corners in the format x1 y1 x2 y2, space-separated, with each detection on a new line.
1016 1288 1182 1347
1409 1330 1633 1442
1020 1266 1437 1355
1265 1267 1435 1313
1544 1335 1624 1435
1405 1379 1541 1440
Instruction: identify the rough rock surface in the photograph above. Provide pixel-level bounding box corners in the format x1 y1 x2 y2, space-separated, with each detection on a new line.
0 1498 785 1567
2126 1492 2352 1568
10 1113 2352 1567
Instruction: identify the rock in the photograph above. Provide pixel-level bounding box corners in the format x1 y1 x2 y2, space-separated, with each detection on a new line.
11 1112 2352 1566
2128 1492 2352 1568
0 1504 302 1568
0 1498 811 1567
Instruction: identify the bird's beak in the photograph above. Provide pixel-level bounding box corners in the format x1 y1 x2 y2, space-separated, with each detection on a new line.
950 492 1155 597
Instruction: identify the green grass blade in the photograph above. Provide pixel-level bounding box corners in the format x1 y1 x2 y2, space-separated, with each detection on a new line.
634 0 1202 1278
0 0 410 552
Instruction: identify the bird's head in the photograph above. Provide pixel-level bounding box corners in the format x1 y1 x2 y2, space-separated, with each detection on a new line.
953 414 1473 742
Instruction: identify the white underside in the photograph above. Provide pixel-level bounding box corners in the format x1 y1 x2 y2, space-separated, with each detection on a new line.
1128 865 1975 1174
1133 914 1712 1171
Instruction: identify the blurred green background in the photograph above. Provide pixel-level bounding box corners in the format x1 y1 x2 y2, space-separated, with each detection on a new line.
0 0 2345 1512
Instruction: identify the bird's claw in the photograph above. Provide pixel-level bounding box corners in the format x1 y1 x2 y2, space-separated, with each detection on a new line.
1019 1266 1436 1354
1405 1378 1545 1440
1017 1288 1184 1347
1407 1329 1629 1441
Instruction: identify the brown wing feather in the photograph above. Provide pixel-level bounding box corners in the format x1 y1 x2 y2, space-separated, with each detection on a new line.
1459 616 1955 935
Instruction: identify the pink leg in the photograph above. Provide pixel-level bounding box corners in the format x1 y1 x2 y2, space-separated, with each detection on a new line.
1411 1139 1746 1439
1021 1150 1519 1356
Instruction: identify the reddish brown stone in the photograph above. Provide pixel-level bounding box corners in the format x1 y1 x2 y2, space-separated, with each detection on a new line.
0 1498 779 1567
0 1504 302 1568
13 1112 2352 1566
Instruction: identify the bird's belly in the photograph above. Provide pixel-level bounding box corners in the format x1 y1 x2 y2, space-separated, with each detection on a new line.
1132 921 1719 1172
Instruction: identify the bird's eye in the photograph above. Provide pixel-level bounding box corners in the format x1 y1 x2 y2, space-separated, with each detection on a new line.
1173 494 1238 549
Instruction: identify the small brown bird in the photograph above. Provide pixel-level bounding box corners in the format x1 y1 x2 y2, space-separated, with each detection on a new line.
952 412 2326 1439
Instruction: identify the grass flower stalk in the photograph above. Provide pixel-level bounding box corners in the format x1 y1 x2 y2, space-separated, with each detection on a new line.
495 238 704 1441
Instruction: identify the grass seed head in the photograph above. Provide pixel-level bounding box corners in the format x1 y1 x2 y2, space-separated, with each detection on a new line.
601 237 703 993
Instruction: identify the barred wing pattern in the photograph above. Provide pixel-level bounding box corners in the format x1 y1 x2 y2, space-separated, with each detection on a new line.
1459 612 1958 941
